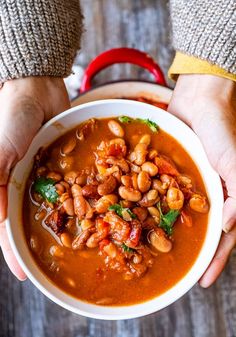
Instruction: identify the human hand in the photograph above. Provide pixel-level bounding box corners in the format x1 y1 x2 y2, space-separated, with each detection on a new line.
168 74 236 287
0 76 70 280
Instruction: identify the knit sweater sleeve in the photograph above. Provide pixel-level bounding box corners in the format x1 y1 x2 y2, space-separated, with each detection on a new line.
170 0 236 75
0 0 83 83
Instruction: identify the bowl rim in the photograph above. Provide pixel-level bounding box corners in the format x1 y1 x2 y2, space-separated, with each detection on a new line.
6 99 223 320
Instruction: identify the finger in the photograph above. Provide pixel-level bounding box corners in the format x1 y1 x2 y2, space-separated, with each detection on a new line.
222 197 236 232
0 222 27 281
0 141 18 222
199 226 236 288
0 186 7 222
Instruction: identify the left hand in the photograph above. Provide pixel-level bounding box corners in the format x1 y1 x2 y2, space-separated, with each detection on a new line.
168 74 236 287
0 76 70 280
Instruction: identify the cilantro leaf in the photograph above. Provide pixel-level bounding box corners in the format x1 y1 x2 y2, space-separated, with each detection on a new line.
118 116 132 123
137 118 159 132
34 177 59 203
157 202 180 236
121 243 136 253
108 204 136 220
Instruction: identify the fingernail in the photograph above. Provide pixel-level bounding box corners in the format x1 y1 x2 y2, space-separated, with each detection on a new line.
199 279 209 288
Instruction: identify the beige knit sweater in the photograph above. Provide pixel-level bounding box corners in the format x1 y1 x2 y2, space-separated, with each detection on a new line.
170 0 236 75
0 0 83 83
0 0 235 83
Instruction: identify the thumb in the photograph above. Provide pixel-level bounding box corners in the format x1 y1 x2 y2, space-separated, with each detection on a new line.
0 140 18 221
223 197 236 233
0 186 7 222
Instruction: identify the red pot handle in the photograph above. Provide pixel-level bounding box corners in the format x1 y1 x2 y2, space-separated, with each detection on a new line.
80 47 167 93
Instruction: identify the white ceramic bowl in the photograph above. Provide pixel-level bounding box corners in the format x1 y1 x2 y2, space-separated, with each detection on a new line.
6 100 223 320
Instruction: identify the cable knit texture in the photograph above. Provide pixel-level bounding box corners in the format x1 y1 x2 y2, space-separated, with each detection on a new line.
170 0 236 74
0 0 83 83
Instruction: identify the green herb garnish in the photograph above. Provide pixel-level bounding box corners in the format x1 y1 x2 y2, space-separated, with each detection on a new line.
121 243 136 253
108 204 136 220
157 202 180 236
34 177 59 203
137 118 159 132
118 116 132 123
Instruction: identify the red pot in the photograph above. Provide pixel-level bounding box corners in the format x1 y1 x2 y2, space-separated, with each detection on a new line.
72 48 172 108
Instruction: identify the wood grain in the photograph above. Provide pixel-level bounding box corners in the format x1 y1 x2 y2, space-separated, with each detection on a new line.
0 1 235 337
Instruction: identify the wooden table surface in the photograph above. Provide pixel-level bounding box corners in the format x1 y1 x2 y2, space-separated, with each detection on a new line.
1 1 235 336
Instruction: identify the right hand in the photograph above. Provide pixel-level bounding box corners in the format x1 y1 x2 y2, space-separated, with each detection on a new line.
168 74 236 287
0 76 70 280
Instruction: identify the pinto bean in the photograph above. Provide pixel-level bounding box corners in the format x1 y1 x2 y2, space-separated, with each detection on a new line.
106 157 129 173
139 189 159 207
189 194 209 213
139 134 151 146
134 143 148 166
118 186 141 202
86 220 109 248
46 172 62 182
132 207 148 222
131 173 138 190
149 228 172 253
167 187 184 210
98 175 117 196
73 195 87 219
81 219 94 230
137 171 151 192
177 175 192 188
62 198 74 216
55 183 65 195
86 233 101 248
160 174 173 189
147 207 160 223
71 184 83 197
108 120 124 137
61 137 77 155
152 179 166 195
128 151 136 162
130 163 141 173
60 233 72 248
121 175 133 187
141 162 158 177
71 184 87 219
95 194 118 213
